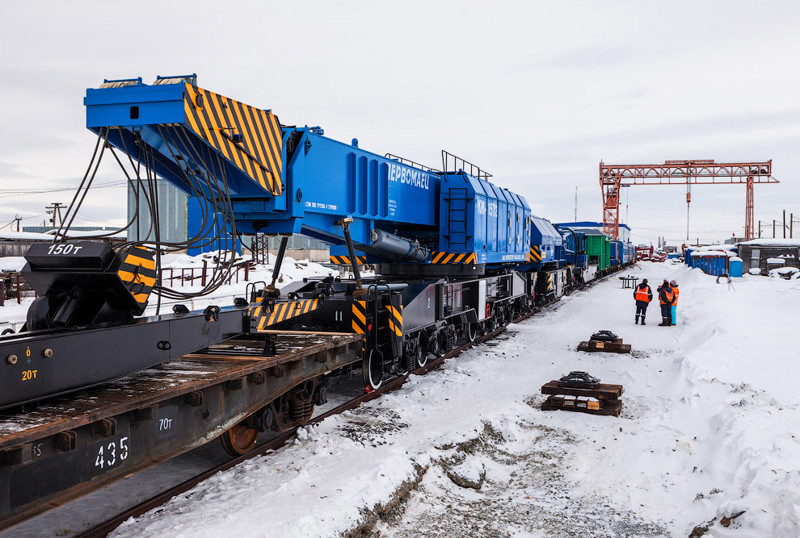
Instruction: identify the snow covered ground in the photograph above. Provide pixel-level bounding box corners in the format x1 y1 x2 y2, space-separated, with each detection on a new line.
97 263 799 538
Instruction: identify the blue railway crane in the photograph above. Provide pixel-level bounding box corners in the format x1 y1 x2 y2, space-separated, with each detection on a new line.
0 73 625 412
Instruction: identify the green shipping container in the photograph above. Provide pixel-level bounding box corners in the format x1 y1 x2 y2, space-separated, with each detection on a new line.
585 234 611 272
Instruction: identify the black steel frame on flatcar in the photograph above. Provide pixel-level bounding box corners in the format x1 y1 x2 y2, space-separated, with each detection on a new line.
0 333 361 529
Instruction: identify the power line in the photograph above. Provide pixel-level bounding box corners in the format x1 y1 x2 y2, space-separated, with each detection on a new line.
0 181 127 197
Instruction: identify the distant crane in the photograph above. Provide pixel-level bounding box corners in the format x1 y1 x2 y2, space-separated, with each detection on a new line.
599 160 778 241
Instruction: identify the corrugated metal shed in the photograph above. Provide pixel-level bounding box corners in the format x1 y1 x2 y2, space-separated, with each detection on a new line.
127 179 187 244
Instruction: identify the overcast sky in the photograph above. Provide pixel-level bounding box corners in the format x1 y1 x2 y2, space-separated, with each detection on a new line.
1 0 798 245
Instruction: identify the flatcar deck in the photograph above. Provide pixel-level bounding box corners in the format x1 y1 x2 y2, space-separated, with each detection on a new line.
0 332 362 529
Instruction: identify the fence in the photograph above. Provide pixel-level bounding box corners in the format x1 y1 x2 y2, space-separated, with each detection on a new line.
0 274 35 305
159 260 253 288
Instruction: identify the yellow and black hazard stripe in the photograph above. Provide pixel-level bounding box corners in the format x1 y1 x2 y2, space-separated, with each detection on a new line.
117 246 156 309
330 255 366 265
526 246 542 263
386 305 403 337
546 273 553 292
431 252 478 264
351 300 367 334
350 300 369 357
183 83 283 196
247 294 265 318
253 298 320 330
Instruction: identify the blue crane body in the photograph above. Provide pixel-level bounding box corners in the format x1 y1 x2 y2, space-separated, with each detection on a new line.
84 76 530 268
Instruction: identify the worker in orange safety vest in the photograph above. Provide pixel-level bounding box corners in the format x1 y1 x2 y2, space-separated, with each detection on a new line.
633 278 653 325
657 279 675 326
670 279 679 325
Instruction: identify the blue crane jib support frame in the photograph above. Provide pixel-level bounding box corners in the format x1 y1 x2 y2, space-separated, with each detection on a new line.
525 215 564 267
84 76 531 267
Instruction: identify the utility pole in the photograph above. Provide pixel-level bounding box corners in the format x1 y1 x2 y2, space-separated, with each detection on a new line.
773 220 776 238
758 220 761 239
783 210 786 239
574 186 577 221
13 215 21 232
45 202 65 229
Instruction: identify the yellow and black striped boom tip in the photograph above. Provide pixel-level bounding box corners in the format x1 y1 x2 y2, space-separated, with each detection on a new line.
431 252 478 264
330 255 366 265
183 84 283 196
117 246 156 311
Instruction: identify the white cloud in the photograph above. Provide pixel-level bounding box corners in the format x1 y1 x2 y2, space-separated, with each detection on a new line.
0 0 798 243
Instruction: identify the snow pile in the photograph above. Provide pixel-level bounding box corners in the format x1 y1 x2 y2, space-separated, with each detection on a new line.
109 265 800 537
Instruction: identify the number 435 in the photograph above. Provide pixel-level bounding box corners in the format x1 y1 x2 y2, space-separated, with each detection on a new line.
95 437 129 469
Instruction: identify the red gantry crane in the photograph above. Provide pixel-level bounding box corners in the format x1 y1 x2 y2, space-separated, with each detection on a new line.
599 160 778 241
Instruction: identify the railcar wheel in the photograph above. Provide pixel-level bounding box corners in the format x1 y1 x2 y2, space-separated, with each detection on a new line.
220 420 259 456
427 330 443 358
465 322 477 343
364 349 383 390
413 338 427 367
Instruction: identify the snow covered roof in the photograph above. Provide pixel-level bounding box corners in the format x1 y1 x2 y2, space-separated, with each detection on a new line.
689 244 737 257
56 229 127 239
738 238 800 247
0 228 126 241
0 230 53 241
694 251 730 257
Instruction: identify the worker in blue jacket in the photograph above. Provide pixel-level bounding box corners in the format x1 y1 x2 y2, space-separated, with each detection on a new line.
657 279 675 326
670 279 679 325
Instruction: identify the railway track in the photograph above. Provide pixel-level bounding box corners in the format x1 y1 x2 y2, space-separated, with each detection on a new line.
74 321 513 538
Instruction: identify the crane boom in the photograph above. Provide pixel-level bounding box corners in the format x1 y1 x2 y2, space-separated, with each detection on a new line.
85 75 531 268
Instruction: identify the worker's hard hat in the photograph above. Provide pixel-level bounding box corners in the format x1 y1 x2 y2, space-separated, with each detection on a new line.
670 280 677 286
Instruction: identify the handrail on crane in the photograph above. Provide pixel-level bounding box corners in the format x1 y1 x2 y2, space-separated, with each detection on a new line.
441 150 492 180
